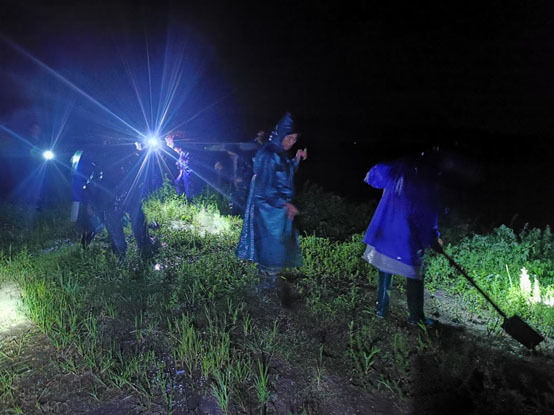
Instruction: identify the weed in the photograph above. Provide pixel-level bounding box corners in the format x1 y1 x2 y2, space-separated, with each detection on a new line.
168 314 201 373
347 321 381 378
425 224 554 336
314 344 324 387
242 313 252 337
392 333 410 376
377 375 404 400
0 369 15 402
212 368 231 414
0 186 552 414
416 325 434 352
253 358 271 414
246 319 279 365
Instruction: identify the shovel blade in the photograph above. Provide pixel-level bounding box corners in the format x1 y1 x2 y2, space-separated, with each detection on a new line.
502 315 544 350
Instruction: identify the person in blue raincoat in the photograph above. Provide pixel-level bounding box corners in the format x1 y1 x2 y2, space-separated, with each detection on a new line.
362 154 442 326
165 132 193 198
237 113 307 291
70 149 105 247
70 137 153 259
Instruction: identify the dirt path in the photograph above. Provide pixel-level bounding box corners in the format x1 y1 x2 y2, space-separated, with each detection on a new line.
1 282 553 414
0 283 137 414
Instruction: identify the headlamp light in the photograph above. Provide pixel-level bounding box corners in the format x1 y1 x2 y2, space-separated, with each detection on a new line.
142 134 161 152
42 150 55 160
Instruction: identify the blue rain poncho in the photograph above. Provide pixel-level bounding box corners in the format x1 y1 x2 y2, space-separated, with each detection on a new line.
362 159 440 279
236 114 302 269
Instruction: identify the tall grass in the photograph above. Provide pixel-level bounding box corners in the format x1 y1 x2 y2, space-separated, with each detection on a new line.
0 183 552 413
425 224 554 336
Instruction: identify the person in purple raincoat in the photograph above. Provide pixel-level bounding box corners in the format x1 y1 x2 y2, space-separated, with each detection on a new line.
362 154 443 326
165 133 192 198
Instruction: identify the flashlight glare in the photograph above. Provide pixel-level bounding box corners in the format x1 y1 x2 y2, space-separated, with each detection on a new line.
147 135 160 148
43 150 55 160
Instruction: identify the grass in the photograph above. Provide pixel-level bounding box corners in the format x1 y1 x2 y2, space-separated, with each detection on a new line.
424 224 554 337
0 182 552 413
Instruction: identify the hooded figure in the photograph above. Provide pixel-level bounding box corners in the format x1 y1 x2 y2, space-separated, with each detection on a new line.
237 113 306 290
70 139 153 259
362 156 441 326
165 132 192 198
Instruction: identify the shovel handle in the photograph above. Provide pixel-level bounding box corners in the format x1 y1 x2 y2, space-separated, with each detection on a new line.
433 244 507 319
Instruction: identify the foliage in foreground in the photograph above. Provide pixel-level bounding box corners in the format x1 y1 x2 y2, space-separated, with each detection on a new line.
0 202 75 254
425 225 554 337
0 184 552 414
293 181 376 241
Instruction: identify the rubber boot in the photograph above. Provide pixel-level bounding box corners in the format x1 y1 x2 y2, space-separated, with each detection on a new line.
406 278 435 327
257 265 280 296
376 271 393 318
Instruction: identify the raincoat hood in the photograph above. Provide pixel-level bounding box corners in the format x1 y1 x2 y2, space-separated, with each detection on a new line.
268 112 296 145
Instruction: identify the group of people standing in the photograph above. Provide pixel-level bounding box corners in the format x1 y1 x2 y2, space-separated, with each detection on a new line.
70 137 156 259
66 109 442 326
237 112 442 327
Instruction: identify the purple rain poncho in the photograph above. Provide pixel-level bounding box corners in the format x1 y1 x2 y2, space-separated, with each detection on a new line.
174 150 192 197
362 160 440 280
236 114 302 269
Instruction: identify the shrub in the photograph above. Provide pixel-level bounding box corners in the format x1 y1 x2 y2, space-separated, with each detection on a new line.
294 182 376 241
425 225 554 336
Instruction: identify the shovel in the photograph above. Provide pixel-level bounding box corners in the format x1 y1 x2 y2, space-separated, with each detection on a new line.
434 244 544 350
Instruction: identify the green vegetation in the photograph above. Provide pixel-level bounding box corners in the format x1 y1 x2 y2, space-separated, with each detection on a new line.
425 224 554 337
0 182 552 414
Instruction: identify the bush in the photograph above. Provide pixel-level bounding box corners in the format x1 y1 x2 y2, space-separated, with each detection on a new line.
299 233 375 317
425 224 554 336
0 202 75 253
294 182 376 241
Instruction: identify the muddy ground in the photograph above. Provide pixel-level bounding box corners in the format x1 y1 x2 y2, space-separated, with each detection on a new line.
1 282 553 415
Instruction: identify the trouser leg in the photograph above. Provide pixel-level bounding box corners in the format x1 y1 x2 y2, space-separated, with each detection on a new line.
257 265 280 291
376 271 393 317
406 278 425 324
183 176 190 199
104 209 126 258
129 203 152 258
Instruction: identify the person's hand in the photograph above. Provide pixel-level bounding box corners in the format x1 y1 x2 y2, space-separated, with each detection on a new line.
165 135 174 148
295 148 308 163
284 202 299 220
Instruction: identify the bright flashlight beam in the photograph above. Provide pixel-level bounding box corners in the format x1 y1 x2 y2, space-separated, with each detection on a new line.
168 95 231 134
155 40 190 134
0 283 28 334
0 35 146 139
156 145 234 201
187 161 234 202
147 135 161 148
122 151 154 207
0 124 37 148
122 57 153 133
42 150 55 160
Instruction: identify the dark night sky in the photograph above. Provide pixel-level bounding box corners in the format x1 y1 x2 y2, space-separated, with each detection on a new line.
3 1 554 136
1 0 553 224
